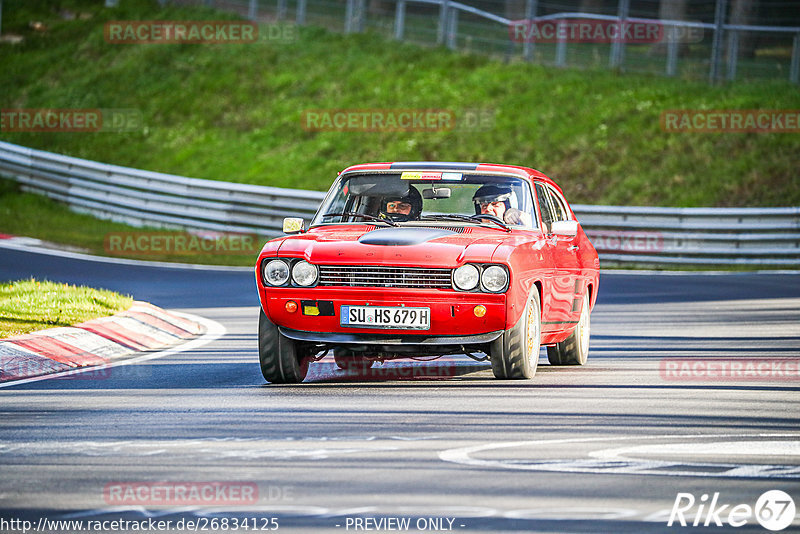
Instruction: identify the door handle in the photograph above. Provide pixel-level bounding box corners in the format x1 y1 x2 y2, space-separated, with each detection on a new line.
568 245 579 251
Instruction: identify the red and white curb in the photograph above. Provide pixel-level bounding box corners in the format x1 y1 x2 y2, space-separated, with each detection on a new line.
0 302 204 382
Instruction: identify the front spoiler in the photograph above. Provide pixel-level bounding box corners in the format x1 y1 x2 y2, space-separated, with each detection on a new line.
279 327 503 346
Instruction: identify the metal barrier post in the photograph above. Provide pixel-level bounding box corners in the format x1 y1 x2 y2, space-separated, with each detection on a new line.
394 0 406 40
355 0 366 32
609 0 629 69
447 8 458 50
709 0 727 83
277 0 287 21
248 0 257 20
344 0 354 33
296 0 307 25
523 0 538 62
0 0 4 37
555 19 567 67
726 30 739 81
791 33 800 84
204 0 214 7
438 0 450 45
666 25 679 76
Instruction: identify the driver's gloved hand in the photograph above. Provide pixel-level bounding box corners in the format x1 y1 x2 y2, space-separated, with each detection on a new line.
504 208 525 225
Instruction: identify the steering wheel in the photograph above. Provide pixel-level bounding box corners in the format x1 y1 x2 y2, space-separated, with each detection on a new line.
470 213 505 225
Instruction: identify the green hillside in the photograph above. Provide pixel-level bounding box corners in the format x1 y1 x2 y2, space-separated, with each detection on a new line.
1 0 799 207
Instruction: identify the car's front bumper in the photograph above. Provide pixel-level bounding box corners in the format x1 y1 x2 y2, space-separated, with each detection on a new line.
260 287 507 338
279 327 503 345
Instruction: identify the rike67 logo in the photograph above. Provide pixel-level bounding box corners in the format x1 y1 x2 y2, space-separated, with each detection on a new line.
668 490 796 531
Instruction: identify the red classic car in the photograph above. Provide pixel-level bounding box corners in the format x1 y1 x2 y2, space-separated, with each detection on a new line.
255 162 599 383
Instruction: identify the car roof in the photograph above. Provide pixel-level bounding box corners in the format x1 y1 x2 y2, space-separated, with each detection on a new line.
339 161 558 188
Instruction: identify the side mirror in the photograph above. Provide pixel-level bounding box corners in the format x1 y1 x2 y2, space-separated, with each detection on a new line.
283 217 305 234
551 219 578 237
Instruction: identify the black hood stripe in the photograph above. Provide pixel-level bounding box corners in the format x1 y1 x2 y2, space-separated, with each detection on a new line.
357 227 456 246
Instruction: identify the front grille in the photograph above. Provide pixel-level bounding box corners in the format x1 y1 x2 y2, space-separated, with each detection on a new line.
318 265 452 289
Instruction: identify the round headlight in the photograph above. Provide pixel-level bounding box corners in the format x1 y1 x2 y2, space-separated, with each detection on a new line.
481 265 508 292
264 259 290 286
292 260 318 287
453 264 480 291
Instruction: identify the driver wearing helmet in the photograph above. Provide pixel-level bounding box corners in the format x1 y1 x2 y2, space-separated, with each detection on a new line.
472 184 532 226
379 186 422 222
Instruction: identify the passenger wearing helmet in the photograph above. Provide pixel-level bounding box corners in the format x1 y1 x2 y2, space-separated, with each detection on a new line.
379 186 422 222
472 184 532 226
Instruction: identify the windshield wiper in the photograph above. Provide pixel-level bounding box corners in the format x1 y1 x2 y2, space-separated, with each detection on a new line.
322 212 397 227
420 214 511 232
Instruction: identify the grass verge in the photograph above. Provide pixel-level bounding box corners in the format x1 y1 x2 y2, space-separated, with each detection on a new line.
0 278 133 338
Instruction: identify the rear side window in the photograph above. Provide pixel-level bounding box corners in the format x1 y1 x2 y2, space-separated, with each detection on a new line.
535 182 554 233
546 186 571 222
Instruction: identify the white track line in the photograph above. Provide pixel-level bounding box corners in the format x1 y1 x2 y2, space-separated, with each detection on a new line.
439 433 800 479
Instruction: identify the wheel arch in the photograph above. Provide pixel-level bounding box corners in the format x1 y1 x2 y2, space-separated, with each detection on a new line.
586 281 594 310
533 279 543 317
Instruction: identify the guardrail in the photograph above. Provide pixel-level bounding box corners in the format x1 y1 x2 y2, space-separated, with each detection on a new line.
0 141 324 237
0 141 798 267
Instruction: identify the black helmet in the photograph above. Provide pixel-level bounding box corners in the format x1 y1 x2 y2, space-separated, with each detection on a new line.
380 186 422 221
473 184 515 215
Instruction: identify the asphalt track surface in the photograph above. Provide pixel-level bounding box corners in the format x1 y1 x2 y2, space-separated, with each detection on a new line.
1 243 799 533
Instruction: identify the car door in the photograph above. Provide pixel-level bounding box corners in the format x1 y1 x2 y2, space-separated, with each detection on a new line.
534 182 568 332
546 185 583 326
535 182 578 331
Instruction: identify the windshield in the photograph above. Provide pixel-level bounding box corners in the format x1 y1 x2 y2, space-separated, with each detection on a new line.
311 172 537 229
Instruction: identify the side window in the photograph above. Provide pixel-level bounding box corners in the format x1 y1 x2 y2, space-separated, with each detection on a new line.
546 187 571 222
535 183 554 234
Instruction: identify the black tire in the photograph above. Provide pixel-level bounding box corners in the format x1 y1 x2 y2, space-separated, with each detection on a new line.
547 292 590 366
490 290 541 379
333 348 375 371
258 308 309 383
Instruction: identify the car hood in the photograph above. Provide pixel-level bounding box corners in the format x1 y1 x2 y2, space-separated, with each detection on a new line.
275 226 515 266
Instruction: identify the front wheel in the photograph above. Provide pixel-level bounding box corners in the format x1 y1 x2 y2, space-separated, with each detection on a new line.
547 292 590 366
490 290 541 379
259 308 309 383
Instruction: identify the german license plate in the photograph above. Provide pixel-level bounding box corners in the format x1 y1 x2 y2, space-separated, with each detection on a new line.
340 305 430 330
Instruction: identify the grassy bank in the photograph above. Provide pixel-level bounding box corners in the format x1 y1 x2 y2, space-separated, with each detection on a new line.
1 0 798 207
0 278 133 338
